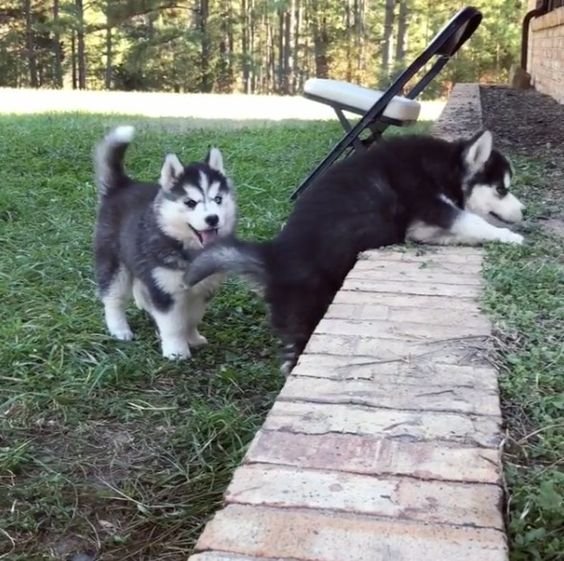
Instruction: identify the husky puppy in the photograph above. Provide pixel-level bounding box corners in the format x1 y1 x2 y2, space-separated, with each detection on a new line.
183 130 525 374
94 126 236 359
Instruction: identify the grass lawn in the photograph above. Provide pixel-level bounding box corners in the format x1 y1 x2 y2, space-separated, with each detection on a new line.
1 112 560 561
483 158 564 561
0 114 431 560
0 114 343 560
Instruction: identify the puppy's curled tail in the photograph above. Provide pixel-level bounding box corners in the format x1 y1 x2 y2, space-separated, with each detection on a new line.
184 238 267 288
94 125 135 196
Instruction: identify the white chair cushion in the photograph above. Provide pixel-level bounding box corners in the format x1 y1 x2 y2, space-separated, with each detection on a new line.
304 78 421 122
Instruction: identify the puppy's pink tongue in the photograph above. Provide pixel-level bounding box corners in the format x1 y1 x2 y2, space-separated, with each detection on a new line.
200 229 218 245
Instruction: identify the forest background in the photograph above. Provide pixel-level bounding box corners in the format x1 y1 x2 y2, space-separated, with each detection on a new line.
1 0 526 99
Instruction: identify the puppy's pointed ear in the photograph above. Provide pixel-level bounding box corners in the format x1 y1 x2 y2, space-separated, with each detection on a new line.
206 146 224 175
463 130 493 173
159 154 184 191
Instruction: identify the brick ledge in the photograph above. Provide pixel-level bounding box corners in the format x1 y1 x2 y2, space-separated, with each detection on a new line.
188 86 508 561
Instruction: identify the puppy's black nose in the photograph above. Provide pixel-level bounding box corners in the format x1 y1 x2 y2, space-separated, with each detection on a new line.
205 214 219 227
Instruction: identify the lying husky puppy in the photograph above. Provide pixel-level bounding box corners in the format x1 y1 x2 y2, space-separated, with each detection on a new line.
94 126 236 358
183 130 525 374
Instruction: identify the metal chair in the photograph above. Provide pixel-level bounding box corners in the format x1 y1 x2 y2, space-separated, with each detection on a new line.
291 6 482 200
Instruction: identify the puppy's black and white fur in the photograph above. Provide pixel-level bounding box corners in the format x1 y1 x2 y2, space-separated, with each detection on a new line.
94 126 236 359
183 130 525 374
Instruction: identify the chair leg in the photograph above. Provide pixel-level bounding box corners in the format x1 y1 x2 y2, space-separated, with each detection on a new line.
361 121 389 148
291 136 357 200
335 108 353 132
291 115 391 200
335 108 365 151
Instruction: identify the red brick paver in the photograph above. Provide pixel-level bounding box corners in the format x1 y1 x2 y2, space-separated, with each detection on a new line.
194 505 507 561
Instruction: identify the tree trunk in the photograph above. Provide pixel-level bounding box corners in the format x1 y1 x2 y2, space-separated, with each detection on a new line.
249 0 256 93
217 0 234 92
24 0 38 87
282 3 292 94
241 0 250 93
292 0 301 93
277 8 283 92
355 0 365 81
197 0 212 92
227 1 234 90
381 0 395 85
257 4 265 92
217 0 233 93
311 0 329 78
395 0 408 65
267 20 274 93
53 0 63 87
75 0 86 89
104 2 113 89
71 30 77 89
345 0 352 82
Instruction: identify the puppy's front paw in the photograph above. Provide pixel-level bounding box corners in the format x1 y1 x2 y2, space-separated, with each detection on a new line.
161 339 191 360
110 327 134 341
497 229 524 245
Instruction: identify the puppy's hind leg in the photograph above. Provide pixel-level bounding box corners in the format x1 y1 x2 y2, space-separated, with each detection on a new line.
100 266 134 341
102 271 133 341
185 292 209 348
270 288 322 377
279 340 300 377
185 275 222 348
132 279 151 311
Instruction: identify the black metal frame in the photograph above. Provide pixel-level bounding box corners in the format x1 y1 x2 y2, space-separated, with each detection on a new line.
291 6 482 200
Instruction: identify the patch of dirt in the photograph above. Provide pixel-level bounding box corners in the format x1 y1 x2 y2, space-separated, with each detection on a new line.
31 420 146 488
49 535 96 561
6 419 168 560
480 86 564 211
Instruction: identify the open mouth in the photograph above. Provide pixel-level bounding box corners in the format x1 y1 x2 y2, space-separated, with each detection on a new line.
190 226 218 246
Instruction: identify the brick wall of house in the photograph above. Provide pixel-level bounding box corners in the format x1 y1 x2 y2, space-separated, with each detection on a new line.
526 5 564 103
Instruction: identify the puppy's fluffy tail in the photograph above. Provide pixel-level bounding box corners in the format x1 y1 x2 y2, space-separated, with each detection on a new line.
184 238 267 288
94 125 135 196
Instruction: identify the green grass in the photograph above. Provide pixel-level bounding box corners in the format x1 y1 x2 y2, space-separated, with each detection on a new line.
0 114 341 560
0 113 429 560
6 112 559 561
482 158 564 561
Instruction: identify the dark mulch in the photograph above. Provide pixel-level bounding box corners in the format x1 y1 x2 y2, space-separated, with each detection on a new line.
481 85 564 233
481 85 564 160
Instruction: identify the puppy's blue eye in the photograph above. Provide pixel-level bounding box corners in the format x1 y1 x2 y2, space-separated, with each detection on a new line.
496 186 507 196
185 199 197 209
214 196 222 204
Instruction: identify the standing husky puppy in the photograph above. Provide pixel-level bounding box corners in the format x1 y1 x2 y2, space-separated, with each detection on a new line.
183 130 525 374
94 126 236 359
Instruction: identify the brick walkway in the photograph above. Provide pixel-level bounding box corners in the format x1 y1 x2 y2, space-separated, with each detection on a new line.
188 247 507 561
